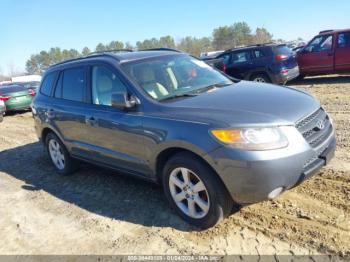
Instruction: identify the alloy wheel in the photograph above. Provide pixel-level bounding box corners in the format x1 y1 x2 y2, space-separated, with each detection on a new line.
168 167 210 219
48 139 65 170
253 77 266 83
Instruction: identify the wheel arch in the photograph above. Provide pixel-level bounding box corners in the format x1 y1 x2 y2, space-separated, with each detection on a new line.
154 146 233 203
41 127 64 146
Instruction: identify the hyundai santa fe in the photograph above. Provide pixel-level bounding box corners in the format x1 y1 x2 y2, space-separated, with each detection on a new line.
32 49 336 228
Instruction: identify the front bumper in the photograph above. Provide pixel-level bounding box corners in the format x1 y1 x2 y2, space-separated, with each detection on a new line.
206 126 336 204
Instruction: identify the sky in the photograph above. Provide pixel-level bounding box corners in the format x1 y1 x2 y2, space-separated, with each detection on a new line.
1 0 350 75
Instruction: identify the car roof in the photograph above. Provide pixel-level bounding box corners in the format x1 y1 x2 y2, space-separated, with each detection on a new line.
318 28 350 35
219 43 283 55
113 50 182 63
47 49 183 72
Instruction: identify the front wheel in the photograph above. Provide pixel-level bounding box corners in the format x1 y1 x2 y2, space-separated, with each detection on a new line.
163 153 233 229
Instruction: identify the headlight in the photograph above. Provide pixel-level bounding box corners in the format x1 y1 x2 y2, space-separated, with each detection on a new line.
210 127 289 150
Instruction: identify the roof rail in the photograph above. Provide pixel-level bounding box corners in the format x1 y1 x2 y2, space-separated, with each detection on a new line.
48 48 179 69
224 42 275 52
87 49 133 56
319 29 334 34
49 52 121 68
139 47 182 53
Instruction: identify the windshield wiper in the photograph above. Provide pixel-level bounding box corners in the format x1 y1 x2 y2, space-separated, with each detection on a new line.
192 82 232 94
159 93 198 102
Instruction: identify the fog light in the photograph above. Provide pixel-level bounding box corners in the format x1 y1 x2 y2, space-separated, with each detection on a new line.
268 187 284 199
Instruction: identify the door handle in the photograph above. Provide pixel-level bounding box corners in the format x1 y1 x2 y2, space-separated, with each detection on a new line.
327 52 334 56
85 116 98 126
46 109 55 119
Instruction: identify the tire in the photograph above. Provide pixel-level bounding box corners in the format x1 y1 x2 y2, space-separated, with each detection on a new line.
250 73 271 83
162 152 233 229
45 132 79 175
296 74 305 80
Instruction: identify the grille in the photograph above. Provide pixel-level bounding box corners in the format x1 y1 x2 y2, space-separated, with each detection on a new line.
296 108 333 148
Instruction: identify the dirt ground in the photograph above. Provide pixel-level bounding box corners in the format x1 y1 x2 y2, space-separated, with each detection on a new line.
0 75 349 256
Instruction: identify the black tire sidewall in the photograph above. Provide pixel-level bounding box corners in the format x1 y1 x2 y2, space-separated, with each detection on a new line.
163 153 231 229
251 73 270 83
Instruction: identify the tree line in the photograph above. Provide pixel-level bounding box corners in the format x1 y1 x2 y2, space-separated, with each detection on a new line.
26 22 273 74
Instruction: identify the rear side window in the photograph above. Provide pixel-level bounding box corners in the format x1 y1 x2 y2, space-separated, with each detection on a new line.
231 51 251 64
40 72 58 96
62 67 86 102
253 50 265 59
337 32 350 48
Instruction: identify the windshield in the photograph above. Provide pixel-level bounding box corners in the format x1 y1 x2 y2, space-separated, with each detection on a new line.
122 55 233 101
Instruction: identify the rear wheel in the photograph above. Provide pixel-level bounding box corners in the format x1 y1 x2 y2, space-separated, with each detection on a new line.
163 152 232 229
250 73 271 83
45 132 78 175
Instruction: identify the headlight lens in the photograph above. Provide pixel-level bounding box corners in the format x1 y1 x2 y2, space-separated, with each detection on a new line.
211 127 288 150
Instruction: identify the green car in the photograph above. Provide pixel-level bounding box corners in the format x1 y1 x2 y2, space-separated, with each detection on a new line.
0 85 35 111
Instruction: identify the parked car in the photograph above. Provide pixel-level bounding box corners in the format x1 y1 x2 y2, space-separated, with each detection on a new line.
0 100 5 122
205 44 300 85
297 29 350 77
10 81 41 91
0 85 36 112
199 51 224 60
32 49 336 228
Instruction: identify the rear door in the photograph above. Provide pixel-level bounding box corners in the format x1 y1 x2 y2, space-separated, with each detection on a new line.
297 34 335 74
225 50 252 79
335 32 350 72
50 66 90 154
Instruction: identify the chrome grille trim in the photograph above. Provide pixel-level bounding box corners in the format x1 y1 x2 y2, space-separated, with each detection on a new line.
296 108 333 148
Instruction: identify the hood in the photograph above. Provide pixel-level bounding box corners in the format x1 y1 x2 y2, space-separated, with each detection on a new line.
162 81 320 127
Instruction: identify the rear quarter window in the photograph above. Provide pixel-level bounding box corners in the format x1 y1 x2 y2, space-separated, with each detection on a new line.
40 72 58 96
273 46 293 56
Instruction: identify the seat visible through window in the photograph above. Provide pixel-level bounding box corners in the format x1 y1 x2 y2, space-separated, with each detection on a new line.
92 66 127 106
132 65 169 99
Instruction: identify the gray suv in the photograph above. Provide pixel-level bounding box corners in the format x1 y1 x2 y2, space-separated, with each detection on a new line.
32 49 336 229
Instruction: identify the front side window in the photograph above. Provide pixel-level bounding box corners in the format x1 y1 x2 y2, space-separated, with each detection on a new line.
91 66 127 106
337 32 350 48
40 72 58 96
305 35 333 53
220 53 232 65
122 55 232 101
62 67 86 102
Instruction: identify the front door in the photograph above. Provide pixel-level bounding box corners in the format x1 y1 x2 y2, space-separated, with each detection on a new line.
82 64 150 176
297 34 334 75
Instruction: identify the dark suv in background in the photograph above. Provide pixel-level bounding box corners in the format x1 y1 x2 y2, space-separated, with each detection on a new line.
32 49 335 228
205 44 299 84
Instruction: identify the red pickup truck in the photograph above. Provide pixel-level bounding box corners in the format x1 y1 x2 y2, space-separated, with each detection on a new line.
297 29 350 77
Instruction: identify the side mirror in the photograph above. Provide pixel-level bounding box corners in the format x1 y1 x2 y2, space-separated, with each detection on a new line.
111 92 138 110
